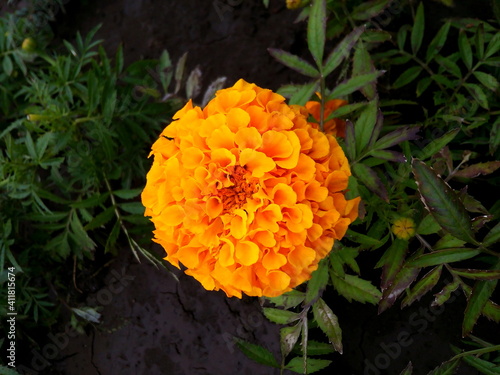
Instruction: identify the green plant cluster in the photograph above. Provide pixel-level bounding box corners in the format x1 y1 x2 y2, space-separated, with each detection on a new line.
240 1 500 374
0 9 180 332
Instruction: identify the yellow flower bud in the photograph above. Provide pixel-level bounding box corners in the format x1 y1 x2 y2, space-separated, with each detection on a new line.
21 38 36 53
27 114 46 122
286 0 307 9
392 218 416 240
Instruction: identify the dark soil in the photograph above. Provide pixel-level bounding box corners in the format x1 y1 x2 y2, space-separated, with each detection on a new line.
3 0 497 374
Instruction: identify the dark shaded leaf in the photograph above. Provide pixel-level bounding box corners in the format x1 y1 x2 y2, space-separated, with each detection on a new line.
485 32 500 59
354 100 378 154
374 126 421 150
2 55 13 76
412 158 476 244
352 163 389 202
417 214 441 235
353 42 377 99
462 354 500 375
263 308 300 324
286 357 332 374
464 83 489 110
305 259 329 305
377 238 408 290
84 206 115 231
419 128 460 160
427 359 460 375
411 3 425 54
344 120 356 161
312 298 342 353
452 268 500 280
281 324 302 358
432 279 461 307
454 161 500 179
323 26 365 77
473 71 499 92
352 0 392 20
402 266 442 307
483 221 500 248
268 48 319 77
379 265 420 314
369 149 406 162
267 290 306 309
235 339 280 368
392 66 423 89
400 362 413 375
410 248 480 267
459 29 473 70
305 340 335 355
426 21 451 62
435 55 462 78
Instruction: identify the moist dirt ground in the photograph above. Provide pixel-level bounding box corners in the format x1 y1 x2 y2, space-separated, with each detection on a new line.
3 0 497 374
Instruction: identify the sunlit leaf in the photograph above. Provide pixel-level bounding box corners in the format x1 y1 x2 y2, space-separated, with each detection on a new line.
328 71 384 99
289 81 319 105
312 298 342 353
432 279 461 307
410 248 480 267
280 324 302 358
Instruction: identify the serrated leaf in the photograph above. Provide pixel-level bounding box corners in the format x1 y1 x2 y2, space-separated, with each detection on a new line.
307 0 326 66
113 188 142 200
374 126 420 150
485 32 500 59
378 239 408 290
410 248 480 267
464 83 489 110
352 0 392 20
84 206 115 231
379 265 420 313
459 29 473 70
352 163 389 202
463 260 500 336
267 290 306 309
434 55 462 79
323 26 365 77
352 42 377 99
289 81 319 105
286 357 332 374
280 324 302 358
119 202 145 215
312 298 342 353
426 21 451 62
417 76 432 97
105 219 121 254
263 308 300 324
354 100 377 154
454 161 500 179
490 117 500 155
70 192 110 209
329 71 384 99
185 66 202 99
328 102 367 119
236 339 280 368
419 128 460 160
392 66 423 89
483 300 500 323
417 214 441 235
473 71 499 92
304 340 335 355
174 52 188 94
452 268 500 280
268 48 319 77
412 158 476 244
305 259 329 305
346 229 385 249
402 266 442 307
432 279 461 306
411 3 425 54
331 272 382 305
483 221 500 247
462 354 500 375
427 359 459 375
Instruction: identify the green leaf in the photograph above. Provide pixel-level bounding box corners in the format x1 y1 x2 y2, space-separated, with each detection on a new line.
483 300 500 323
263 308 300 324
378 239 408 290
331 272 382 304
417 214 441 235
280 323 302 358
432 279 461 306
369 150 406 163
419 128 460 160
454 161 500 179
305 259 329 305
426 21 451 62
267 290 306 309
346 229 385 249
462 354 500 375
473 71 499 92
397 25 410 50
70 193 110 209
236 339 280 368
105 219 121 253
286 357 332 374
268 48 319 77
329 71 384 99
352 163 389 202
400 362 413 375
113 188 143 200
412 159 476 244
328 102 367 119
304 340 335 355
307 0 326 66
378 262 420 314
352 0 392 20
354 100 377 154
416 76 432 97
324 27 364 76
392 66 423 89
289 81 319 106
483 221 500 247
0 365 22 375
2 55 13 76
411 2 425 54
490 117 500 155
352 42 377 99
485 32 500 59
463 260 500 336
84 206 115 231
374 126 420 150
410 248 480 267
402 266 442 307
464 83 489 110
427 359 460 375
475 23 485 60
434 55 462 79
119 202 145 215
312 298 342 353
459 30 473 70
452 268 500 280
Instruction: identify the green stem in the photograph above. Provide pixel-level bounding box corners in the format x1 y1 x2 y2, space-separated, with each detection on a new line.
451 344 500 361
399 50 446 92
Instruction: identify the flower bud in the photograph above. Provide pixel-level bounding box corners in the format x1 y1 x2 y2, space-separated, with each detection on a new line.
21 38 36 53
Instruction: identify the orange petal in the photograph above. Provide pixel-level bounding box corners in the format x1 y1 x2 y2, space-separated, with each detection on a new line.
211 148 236 167
206 125 235 150
271 183 297 206
230 209 248 239
218 238 235 267
260 130 292 159
227 107 251 132
262 249 287 270
235 241 260 266
291 154 316 181
181 147 205 169
255 204 282 233
239 149 275 178
267 270 291 292
235 126 262 149
287 245 316 270
162 205 184 226
206 196 223 219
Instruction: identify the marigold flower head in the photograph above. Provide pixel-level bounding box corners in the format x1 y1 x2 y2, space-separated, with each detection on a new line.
392 217 416 240
142 79 360 298
305 98 348 138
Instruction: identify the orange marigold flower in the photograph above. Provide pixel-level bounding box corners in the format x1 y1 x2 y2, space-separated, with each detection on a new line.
305 98 348 137
142 79 360 298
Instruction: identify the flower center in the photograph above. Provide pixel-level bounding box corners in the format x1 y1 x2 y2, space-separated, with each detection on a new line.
217 165 257 214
